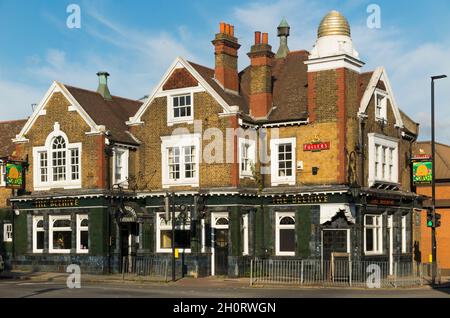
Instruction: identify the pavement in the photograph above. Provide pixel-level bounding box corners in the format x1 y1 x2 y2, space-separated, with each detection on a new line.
1 270 450 298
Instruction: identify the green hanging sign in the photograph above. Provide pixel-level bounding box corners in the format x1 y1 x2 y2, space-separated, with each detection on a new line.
412 161 432 185
5 163 24 189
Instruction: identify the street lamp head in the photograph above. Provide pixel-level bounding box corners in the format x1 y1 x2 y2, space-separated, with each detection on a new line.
432 75 447 81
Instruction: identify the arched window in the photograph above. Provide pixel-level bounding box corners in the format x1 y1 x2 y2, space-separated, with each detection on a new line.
33 216 45 253
52 136 67 182
276 212 296 256
33 124 82 189
77 215 89 253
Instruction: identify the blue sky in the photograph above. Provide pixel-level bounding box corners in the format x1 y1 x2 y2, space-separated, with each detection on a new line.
1 0 450 143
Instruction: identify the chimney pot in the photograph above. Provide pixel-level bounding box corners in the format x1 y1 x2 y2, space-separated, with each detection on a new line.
262 33 269 44
225 24 231 35
255 31 261 44
230 25 235 37
220 22 226 34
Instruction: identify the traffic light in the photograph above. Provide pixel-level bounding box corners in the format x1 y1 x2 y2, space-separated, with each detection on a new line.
435 213 442 228
427 209 434 227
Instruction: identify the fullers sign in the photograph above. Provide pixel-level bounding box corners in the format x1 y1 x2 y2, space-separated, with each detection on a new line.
303 142 330 152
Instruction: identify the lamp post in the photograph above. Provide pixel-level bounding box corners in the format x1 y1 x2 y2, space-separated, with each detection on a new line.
431 74 447 285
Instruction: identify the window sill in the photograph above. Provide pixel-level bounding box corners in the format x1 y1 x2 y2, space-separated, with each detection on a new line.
163 180 199 188
276 252 296 257
364 252 384 256
49 250 71 254
271 180 296 187
167 119 194 126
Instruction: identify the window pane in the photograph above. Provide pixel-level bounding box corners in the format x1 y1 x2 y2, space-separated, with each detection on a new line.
366 228 374 251
53 231 72 250
54 219 71 227
80 230 89 250
37 232 45 250
280 216 295 225
173 97 179 107
161 230 172 249
174 230 191 249
279 229 295 252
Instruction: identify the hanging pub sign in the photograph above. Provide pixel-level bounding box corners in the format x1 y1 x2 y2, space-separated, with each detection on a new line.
412 161 432 185
5 162 24 189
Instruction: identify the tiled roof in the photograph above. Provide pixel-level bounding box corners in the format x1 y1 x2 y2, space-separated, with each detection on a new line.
414 142 450 180
65 85 142 145
0 119 27 158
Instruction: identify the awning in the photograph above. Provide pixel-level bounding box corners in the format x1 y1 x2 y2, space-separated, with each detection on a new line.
320 204 356 225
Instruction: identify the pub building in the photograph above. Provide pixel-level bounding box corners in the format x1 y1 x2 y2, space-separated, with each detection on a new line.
8 11 422 276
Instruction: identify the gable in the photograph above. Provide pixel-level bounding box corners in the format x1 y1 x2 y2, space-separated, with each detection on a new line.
163 68 198 91
358 67 404 128
14 82 100 143
129 57 237 125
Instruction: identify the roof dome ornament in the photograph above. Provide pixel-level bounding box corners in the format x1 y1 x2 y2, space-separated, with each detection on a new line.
318 10 351 38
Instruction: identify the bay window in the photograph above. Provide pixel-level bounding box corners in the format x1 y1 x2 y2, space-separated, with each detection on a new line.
368 134 398 186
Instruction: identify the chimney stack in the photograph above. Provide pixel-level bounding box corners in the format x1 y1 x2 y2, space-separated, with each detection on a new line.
247 32 274 118
212 22 241 93
96 71 112 100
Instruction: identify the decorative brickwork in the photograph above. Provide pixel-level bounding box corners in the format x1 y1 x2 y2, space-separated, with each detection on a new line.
163 68 198 91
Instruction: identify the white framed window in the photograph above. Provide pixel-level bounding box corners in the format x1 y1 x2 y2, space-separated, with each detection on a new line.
156 212 191 253
239 138 256 178
368 134 398 186
364 214 383 255
33 123 82 190
401 215 407 254
33 216 45 253
77 215 89 254
168 93 194 125
3 223 12 242
49 215 72 253
375 90 388 122
112 148 129 187
270 138 296 186
275 212 296 256
0 163 5 187
161 134 200 188
241 214 249 256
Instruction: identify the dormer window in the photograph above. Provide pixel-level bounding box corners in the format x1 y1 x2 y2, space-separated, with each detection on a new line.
33 123 82 190
168 93 194 125
375 90 388 122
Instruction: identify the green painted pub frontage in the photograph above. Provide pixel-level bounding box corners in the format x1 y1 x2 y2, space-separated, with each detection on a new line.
9 186 422 277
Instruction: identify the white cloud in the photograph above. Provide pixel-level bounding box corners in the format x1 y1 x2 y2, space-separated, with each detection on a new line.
0 79 42 121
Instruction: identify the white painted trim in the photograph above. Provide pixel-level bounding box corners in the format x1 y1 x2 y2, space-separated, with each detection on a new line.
49 215 72 254
129 57 234 124
32 216 44 253
401 215 407 254
76 214 89 254
275 212 296 256
270 137 297 186
305 54 364 73
388 215 394 275
14 82 100 143
242 214 249 256
364 214 384 256
3 223 12 242
0 164 5 187
358 67 404 128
